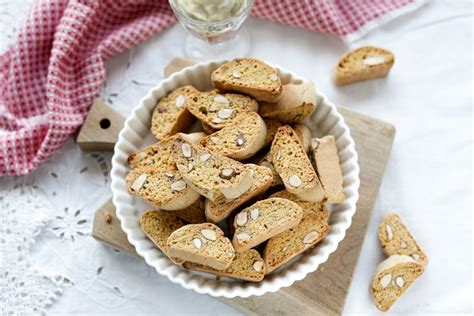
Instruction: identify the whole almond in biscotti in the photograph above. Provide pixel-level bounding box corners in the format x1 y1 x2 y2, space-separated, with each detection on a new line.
184 249 265 282
371 255 424 312
127 133 205 169
292 123 312 152
232 197 303 253
269 190 329 222
257 152 283 187
172 138 253 201
262 119 283 148
200 112 267 160
271 126 325 202
263 197 330 274
378 213 428 267
140 210 185 264
167 223 235 270
205 164 273 223
186 90 258 130
174 197 207 224
310 136 345 203
126 167 200 211
258 82 317 124
333 46 395 86
151 86 198 139
211 58 283 102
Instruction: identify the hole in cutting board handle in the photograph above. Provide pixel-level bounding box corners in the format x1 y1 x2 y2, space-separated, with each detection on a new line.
100 118 111 129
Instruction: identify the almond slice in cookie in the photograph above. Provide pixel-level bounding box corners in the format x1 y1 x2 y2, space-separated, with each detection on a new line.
333 46 395 86
371 255 424 312
378 213 428 267
271 126 324 202
186 90 258 130
212 58 282 102
167 223 234 270
232 197 303 253
150 86 197 139
172 138 253 201
184 249 264 282
200 112 267 160
126 167 200 211
205 164 273 223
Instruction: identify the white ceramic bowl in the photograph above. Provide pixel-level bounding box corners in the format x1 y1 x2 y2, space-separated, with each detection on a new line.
111 60 360 298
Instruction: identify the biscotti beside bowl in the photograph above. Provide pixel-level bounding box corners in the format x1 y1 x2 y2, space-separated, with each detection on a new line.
111 60 359 298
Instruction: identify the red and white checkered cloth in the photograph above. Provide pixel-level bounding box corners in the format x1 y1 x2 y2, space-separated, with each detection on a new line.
0 0 424 176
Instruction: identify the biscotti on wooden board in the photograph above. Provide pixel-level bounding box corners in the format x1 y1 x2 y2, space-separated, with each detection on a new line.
184 249 265 282
151 86 197 139
172 138 254 201
371 255 424 312
333 46 395 86
271 126 325 202
127 133 205 169
186 90 258 130
232 198 303 253
200 112 267 160
258 82 317 123
140 210 184 264
378 213 428 267
167 223 235 270
127 57 353 284
126 167 200 211
212 58 283 102
205 164 273 223
311 135 345 203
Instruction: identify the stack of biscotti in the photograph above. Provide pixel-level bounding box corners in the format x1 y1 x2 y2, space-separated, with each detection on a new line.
125 57 348 282
371 213 428 311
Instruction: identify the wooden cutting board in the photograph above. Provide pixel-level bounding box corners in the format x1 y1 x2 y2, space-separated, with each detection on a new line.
89 58 396 315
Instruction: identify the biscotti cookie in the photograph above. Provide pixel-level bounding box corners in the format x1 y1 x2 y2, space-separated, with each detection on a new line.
333 46 395 86
205 164 273 223
271 126 325 202
269 190 329 222
211 58 283 102
140 210 184 264
262 119 283 148
126 167 200 211
184 249 265 282
257 152 283 187
378 213 428 266
371 255 424 312
292 123 312 152
258 82 316 124
174 198 206 224
263 202 330 274
311 136 345 203
167 223 235 270
200 112 267 160
186 90 258 130
127 133 205 169
172 138 253 201
232 197 303 253
151 86 197 139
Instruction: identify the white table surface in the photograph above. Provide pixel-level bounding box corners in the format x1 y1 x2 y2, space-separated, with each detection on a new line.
1 1 472 315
